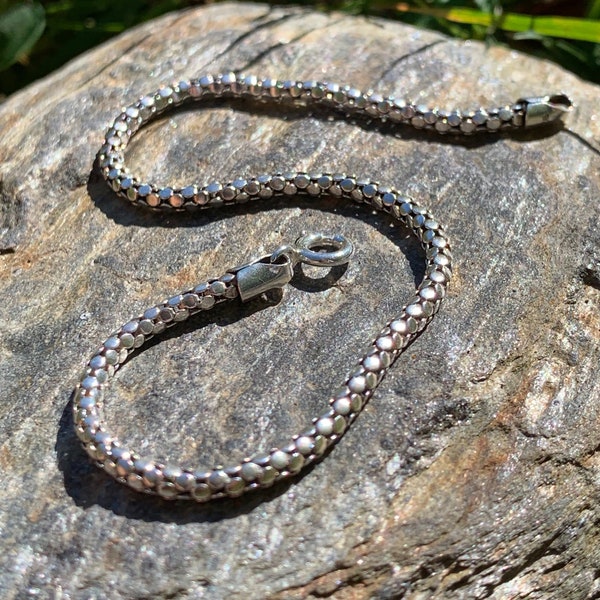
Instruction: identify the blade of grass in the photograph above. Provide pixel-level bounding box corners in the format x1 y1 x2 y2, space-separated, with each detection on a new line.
393 3 600 43
587 0 600 20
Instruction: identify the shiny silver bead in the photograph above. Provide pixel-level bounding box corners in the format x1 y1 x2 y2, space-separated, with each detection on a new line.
240 461 263 482
295 436 314 456
208 470 230 490
269 450 290 471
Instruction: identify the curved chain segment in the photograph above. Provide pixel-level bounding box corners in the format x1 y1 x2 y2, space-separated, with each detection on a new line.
75 72 569 501
97 72 570 211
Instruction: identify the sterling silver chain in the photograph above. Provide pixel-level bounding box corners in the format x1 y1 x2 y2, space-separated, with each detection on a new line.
74 72 571 501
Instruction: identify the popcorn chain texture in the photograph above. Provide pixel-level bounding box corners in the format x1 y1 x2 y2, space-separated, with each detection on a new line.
74 71 544 501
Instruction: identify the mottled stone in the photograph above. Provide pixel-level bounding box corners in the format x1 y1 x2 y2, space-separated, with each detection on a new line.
0 3 599 599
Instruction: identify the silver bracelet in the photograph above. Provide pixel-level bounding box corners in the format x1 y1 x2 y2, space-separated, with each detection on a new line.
74 73 571 501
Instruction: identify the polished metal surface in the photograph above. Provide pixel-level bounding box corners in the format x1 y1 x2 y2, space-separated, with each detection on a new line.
73 72 570 501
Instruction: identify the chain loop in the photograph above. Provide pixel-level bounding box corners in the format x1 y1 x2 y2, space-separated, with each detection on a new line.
74 73 569 501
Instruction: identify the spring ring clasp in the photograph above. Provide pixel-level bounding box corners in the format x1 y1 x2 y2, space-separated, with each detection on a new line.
232 232 354 302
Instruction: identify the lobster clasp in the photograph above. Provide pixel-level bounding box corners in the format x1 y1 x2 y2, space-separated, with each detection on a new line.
232 257 294 302
519 93 573 127
230 232 354 302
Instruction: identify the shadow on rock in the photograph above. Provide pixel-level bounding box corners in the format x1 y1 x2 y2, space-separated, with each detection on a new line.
55 286 338 523
86 184 427 286
87 96 566 229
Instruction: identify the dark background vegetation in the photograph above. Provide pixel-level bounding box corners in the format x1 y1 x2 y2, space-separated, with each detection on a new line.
0 0 599 100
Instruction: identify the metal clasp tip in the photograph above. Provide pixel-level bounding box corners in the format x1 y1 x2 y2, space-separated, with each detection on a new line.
520 93 573 127
231 232 354 302
232 258 294 302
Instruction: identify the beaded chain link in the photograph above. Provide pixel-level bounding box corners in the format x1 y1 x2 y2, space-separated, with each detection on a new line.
73 73 571 501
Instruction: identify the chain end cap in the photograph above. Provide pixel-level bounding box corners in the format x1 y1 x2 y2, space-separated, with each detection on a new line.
519 93 573 128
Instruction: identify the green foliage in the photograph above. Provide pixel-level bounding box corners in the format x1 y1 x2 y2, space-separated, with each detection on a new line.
0 2 45 71
375 1 600 82
0 0 598 98
0 0 189 96
588 0 600 20
392 5 600 43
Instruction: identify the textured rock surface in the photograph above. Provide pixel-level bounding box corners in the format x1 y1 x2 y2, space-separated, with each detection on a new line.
1 3 600 599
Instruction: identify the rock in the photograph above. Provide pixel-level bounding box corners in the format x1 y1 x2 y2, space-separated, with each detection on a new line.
1 3 599 598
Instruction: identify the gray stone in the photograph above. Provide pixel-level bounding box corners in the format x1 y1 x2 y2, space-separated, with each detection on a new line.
1 3 599 599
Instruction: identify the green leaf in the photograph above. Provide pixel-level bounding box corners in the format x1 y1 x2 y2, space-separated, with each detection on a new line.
392 3 600 43
587 0 600 20
0 2 45 71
